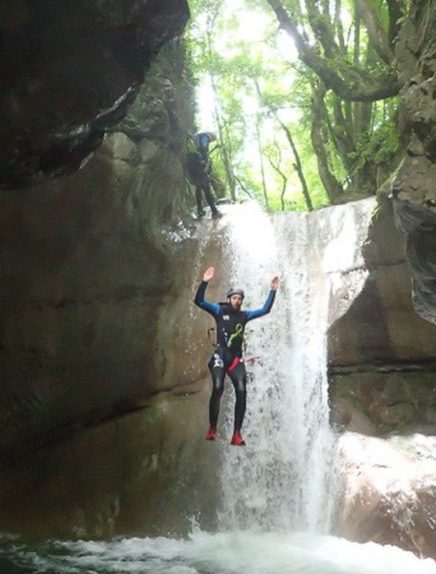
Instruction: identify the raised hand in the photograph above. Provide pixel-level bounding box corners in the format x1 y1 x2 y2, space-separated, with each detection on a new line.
203 267 215 282
270 276 280 291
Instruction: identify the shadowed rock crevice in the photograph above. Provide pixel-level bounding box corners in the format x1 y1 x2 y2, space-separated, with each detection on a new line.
388 2 436 323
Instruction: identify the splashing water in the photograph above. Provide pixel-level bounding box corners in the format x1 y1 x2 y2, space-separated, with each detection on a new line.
1 530 436 573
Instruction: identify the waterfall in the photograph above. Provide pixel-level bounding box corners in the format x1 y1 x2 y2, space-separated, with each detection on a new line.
215 200 374 532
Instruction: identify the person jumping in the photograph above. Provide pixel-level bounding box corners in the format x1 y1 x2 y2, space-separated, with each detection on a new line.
194 266 279 446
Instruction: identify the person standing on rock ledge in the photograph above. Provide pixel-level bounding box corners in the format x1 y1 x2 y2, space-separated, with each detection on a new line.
194 266 279 446
186 133 222 219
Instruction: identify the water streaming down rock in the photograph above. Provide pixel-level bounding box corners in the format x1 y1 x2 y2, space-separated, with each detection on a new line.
215 201 374 532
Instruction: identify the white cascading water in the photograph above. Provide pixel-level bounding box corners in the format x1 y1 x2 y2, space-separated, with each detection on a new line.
217 201 372 532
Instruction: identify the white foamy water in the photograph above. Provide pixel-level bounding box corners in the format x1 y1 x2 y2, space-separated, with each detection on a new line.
2 530 436 573
0 531 436 574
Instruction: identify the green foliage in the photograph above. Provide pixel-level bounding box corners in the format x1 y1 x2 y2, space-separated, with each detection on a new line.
186 0 402 211
350 122 399 169
344 96 399 183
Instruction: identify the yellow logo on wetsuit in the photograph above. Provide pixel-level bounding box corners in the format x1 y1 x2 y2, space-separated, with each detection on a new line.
226 323 245 348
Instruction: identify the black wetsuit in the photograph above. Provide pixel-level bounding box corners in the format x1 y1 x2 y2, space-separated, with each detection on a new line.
187 152 218 216
194 281 276 432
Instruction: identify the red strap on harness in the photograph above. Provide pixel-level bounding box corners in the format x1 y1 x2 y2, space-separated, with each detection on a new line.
227 356 239 374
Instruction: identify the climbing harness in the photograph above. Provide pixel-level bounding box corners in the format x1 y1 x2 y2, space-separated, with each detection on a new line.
227 356 239 374
226 323 246 349
207 323 248 351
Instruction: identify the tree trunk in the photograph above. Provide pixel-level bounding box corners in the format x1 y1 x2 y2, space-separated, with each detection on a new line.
254 78 313 211
208 72 236 201
255 114 270 210
311 86 344 203
386 0 406 45
335 0 345 50
276 117 313 211
205 20 237 201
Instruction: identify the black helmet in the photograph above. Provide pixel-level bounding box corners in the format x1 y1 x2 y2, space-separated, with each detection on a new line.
227 288 245 299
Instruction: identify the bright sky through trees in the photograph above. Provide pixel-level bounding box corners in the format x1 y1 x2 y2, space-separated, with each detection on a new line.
190 0 314 210
188 0 400 211
196 2 298 130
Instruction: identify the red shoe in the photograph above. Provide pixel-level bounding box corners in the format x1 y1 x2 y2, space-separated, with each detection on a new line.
205 427 217 441
230 431 246 446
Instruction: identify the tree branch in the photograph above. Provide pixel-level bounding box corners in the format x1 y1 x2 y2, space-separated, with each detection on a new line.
266 148 288 211
386 0 406 46
305 0 341 58
234 175 254 199
266 0 400 101
355 0 394 65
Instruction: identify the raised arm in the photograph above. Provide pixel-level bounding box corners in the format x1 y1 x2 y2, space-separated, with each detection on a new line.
245 276 279 321
194 267 220 317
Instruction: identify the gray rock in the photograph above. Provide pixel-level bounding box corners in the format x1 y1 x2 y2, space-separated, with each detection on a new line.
334 433 436 560
0 0 189 188
387 2 436 324
0 43 194 465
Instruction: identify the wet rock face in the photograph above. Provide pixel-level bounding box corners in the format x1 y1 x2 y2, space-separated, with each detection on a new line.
328 201 436 559
394 200 436 325
330 370 436 435
334 433 436 560
391 2 436 323
0 40 193 466
0 390 220 539
0 1 199 537
328 201 436 435
0 209 224 539
0 0 189 189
